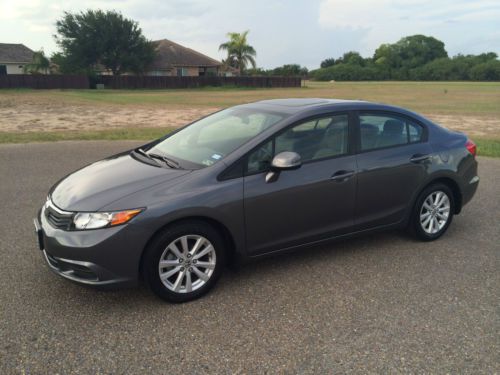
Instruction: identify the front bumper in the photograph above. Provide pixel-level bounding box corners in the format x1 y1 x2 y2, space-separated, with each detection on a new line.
34 206 149 289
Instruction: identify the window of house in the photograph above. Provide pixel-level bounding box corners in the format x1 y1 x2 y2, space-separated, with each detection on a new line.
359 113 424 151
246 114 349 174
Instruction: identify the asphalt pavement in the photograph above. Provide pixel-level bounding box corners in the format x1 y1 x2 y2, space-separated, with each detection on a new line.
0 141 498 374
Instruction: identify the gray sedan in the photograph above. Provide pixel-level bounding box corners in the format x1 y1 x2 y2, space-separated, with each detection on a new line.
34 99 479 302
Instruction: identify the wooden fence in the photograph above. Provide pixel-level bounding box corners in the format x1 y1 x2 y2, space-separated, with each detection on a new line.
96 75 302 89
0 74 90 89
0 75 301 89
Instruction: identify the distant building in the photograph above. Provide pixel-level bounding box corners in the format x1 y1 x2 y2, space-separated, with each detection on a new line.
0 43 34 75
148 39 231 77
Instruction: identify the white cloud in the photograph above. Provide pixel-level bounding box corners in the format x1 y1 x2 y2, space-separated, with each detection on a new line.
0 0 498 68
318 0 500 56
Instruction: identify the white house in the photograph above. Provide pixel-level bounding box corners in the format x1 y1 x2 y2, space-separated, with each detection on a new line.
0 43 35 75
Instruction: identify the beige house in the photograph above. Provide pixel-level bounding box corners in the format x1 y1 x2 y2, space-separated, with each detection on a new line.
147 39 223 77
0 43 34 75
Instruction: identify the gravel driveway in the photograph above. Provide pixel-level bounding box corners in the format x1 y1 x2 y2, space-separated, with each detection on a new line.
0 141 498 374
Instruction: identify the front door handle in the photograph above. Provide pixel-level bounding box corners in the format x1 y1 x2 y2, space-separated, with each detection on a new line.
410 154 431 163
331 170 355 181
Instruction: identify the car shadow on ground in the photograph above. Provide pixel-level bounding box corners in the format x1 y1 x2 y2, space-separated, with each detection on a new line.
37 228 413 310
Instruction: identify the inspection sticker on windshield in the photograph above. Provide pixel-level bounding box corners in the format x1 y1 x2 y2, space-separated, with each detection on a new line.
211 153 222 160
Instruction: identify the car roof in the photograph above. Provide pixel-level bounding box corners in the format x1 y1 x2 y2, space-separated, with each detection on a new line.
243 98 430 124
248 98 364 112
256 98 364 107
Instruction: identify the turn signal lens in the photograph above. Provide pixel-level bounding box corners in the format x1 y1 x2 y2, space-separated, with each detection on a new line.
110 209 143 226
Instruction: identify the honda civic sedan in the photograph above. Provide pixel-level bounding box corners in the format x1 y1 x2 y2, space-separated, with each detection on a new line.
34 99 479 302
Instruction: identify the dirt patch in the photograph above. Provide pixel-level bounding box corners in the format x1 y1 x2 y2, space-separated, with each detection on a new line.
424 114 500 137
0 94 498 137
0 99 218 133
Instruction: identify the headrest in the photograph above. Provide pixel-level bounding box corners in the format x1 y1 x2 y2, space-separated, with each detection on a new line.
360 123 378 134
383 120 404 134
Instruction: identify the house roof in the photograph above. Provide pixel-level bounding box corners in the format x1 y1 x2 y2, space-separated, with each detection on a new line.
0 43 34 63
150 39 221 70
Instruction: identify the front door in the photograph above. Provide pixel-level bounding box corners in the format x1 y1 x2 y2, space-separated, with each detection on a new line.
243 113 357 255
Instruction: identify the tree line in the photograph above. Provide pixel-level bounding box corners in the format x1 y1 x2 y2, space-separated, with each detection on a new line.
310 35 500 81
23 9 499 81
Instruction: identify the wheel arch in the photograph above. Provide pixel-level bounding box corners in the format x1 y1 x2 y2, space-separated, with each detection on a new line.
138 216 239 280
425 177 462 214
414 176 463 216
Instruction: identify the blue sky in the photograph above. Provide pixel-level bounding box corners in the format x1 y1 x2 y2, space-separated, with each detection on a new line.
1 0 499 69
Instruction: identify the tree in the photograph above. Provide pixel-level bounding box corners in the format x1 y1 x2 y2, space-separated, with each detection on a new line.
271 64 308 76
55 10 156 75
470 60 500 81
338 51 366 66
320 58 336 68
219 31 256 75
246 67 269 76
374 35 447 78
311 64 383 81
23 50 50 74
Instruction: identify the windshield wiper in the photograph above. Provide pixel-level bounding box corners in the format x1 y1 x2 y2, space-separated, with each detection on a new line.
133 148 181 169
148 153 181 169
133 148 161 165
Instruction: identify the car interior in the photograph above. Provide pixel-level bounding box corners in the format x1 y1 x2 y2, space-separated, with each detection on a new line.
275 116 349 161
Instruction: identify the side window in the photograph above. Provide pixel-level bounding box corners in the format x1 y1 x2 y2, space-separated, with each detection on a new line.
408 122 423 143
246 140 273 174
359 113 423 151
245 114 349 174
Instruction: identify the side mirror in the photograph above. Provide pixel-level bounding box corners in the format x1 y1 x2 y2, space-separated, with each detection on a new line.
266 151 301 183
271 151 302 170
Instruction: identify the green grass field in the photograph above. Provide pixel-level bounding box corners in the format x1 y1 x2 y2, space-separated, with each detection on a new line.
0 81 499 156
0 127 174 144
3 81 500 113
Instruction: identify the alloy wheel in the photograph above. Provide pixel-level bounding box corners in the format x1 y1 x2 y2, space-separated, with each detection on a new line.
158 235 216 293
419 190 451 235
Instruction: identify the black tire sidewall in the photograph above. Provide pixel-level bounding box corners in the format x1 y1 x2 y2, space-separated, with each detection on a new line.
413 183 455 241
142 220 226 303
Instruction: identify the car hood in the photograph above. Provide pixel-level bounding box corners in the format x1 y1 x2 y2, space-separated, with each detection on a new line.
50 152 190 211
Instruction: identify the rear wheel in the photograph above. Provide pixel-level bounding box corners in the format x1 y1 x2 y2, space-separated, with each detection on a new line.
142 221 226 302
412 183 455 241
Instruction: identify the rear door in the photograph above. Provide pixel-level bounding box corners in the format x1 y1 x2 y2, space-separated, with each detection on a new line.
354 111 432 229
243 113 357 255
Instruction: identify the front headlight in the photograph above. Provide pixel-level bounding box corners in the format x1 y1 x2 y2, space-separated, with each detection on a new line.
73 209 143 230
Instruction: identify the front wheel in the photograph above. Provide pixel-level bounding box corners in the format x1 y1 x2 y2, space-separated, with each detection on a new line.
142 221 226 303
412 183 455 241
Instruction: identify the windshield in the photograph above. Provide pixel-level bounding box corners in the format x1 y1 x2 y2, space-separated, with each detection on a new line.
148 107 286 168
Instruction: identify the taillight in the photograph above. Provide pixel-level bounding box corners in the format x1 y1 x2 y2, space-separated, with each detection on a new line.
465 139 477 157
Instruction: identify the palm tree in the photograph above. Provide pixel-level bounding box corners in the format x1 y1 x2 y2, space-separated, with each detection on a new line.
219 31 256 75
23 50 50 74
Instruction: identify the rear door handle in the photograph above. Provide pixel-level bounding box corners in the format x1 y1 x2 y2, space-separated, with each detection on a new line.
331 170 355 181
410 154 431 163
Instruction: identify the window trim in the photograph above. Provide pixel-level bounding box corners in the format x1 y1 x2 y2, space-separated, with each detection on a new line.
354 110 428 154
242 111 354 177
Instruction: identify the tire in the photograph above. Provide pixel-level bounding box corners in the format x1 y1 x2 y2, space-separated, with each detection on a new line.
142 220 226 303
412 183 455 241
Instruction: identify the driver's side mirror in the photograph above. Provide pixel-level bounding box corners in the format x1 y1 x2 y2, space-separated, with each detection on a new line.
266 151 302 183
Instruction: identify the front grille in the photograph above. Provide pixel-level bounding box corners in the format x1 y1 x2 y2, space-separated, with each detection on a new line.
45 202 73 230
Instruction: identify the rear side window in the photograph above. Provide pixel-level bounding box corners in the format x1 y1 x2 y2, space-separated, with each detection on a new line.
359 113 424 151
